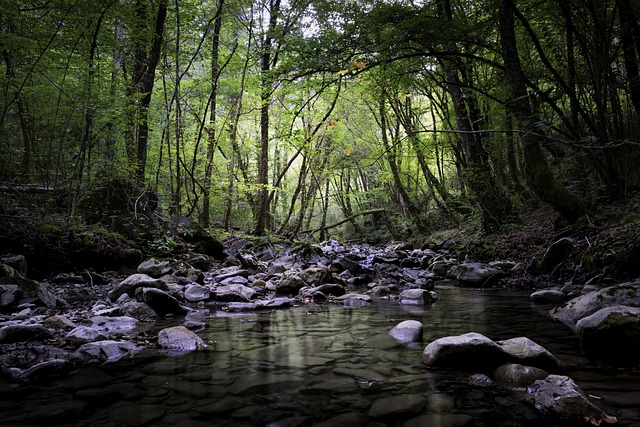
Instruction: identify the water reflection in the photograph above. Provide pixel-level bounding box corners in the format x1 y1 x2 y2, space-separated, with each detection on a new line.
1 286 639 426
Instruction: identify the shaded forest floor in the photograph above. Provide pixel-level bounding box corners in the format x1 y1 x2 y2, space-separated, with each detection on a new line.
1 187 639 288
447 196 640 288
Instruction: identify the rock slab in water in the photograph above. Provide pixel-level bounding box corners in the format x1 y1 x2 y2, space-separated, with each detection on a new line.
157 325 206 351
421 332 509 369
389 320 423 344
525 374 617 424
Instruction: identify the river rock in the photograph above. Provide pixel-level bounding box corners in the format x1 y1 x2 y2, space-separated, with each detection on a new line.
108 274 168 302
0 324 52 343
368 393 426 417
184 284 210 302
275 274 307 295
137 258 173 278
157 325 206 351
299 283 346 300
121 301 160 320
74 340 143 363
389 320 423 344
297 265 333 286
78 315 140 336
550 281 640 329
0 277 57 308
136 287 187 317
496 336 564 370
525 374 617 424
399 289 438 305
575 305 640 364
336 293 371 307
66 326 108 345
44 314 77 330
448 262 504 287
212 283 256 302
530 289 567 304
268 255 304 274
493 363 548 387
421 332 509 369
0 284 21 308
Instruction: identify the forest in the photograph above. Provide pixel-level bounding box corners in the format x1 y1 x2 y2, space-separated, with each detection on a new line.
2 0 640 278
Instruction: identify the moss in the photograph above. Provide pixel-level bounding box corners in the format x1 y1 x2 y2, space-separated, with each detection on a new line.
606 287 619 296
628 290 637 298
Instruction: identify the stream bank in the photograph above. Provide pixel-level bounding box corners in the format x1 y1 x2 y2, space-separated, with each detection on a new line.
1 237 639 425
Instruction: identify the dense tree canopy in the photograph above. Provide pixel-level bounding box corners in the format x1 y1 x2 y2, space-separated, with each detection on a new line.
2 0 640 241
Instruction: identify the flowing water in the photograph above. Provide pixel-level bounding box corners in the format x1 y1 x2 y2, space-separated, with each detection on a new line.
2 284 639 426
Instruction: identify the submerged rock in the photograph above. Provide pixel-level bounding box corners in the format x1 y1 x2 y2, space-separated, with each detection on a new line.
368 393 426 417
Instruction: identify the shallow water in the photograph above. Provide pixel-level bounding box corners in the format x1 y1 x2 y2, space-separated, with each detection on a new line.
2 285 639 426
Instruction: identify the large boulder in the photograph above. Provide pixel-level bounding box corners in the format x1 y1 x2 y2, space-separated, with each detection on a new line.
389 320 423 344
575 305 640 364
421 332 510 370
525 375 617 424
550 281 640 329
108 274 168 302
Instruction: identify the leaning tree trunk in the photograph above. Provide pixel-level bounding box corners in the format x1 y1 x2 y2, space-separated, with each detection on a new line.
498 0 585 225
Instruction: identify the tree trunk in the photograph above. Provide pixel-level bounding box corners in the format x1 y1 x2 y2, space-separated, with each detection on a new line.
254 0 281 235
129 0 167 183
498 0 585 225
201 0 225 227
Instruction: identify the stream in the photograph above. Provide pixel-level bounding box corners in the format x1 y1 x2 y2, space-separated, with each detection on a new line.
2 284 639 426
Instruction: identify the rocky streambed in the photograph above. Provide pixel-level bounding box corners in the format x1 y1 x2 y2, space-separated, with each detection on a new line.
0 239 639 426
